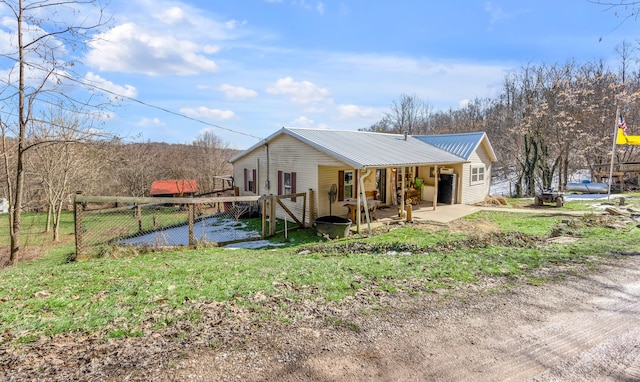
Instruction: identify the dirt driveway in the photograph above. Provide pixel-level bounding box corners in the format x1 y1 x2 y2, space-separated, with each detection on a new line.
141 254 640 382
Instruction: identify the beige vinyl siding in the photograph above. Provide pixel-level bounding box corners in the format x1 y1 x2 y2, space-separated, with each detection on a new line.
233 149 266 196
460 142 492 204
265 134 347 224
317 165 377 218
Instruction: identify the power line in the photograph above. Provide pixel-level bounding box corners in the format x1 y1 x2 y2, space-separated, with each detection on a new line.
2 58 266 141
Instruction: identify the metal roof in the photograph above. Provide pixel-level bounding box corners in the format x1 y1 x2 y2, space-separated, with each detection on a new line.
230 127 467 169
149 179 198 195
414 132 496 161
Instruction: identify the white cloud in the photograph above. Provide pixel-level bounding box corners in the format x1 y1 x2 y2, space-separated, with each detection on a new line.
267 1 325 14
291 116 329 129
84 72 137 100
154 7 186 24
484 2 509 24
291 116 314 127
304 106 325 113
203 45 221 54
83 1 252 77
266 77 330 104
217 84 258 99
134 117 165 127
337 104 381 120
86 23 218 76
484 3 529 27
180 106 236 120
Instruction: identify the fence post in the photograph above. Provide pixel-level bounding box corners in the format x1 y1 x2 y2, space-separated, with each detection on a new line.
261 196 267 238
308 188 314 227
188 203 195 246
270 194 276 236
137 205 142 233
72 192 83 261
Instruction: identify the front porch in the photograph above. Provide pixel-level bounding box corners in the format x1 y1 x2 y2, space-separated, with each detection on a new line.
349 200 480 230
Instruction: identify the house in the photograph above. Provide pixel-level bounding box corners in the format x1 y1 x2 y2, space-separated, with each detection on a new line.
413 132 496 206
229 128 496 225
149 179 198 197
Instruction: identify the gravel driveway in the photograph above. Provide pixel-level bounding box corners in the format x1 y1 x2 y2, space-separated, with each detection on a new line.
155 254 640 381
4 234 639 381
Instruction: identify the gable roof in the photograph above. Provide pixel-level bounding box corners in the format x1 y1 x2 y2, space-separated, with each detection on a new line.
230 127 467 169
150 179 198 196
414 132 497 162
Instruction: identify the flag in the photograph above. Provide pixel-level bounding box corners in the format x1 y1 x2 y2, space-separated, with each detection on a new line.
618 114 628 133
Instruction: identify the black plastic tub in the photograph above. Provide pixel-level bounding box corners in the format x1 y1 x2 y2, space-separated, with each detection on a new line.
314 216 352 239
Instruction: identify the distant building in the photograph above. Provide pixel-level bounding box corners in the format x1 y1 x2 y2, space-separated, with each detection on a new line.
0 198 8 214
149 179 198 197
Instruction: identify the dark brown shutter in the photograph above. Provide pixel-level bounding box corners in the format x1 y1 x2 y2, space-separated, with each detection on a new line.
277 171 283 195
252 169 257 194
338 170 344 201
291 172 297 201
243 168 248 191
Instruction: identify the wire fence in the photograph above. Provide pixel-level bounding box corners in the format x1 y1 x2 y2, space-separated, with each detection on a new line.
72 192 313 260
73 195 263 259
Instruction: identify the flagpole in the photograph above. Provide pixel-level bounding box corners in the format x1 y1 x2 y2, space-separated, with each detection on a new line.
607 107 619 201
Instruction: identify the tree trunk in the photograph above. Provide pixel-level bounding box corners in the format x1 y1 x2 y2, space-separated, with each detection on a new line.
10 1 26 264
53 198 63 242
46 204 52 233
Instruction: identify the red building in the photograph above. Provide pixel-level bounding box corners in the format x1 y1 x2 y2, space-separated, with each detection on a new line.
149 179 198 197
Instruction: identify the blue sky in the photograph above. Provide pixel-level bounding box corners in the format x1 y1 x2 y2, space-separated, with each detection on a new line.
3 1 637 149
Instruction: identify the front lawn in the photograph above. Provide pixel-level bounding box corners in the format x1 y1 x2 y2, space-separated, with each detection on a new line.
1 195 638 348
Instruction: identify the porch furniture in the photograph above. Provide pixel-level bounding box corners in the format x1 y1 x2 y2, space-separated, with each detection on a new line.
343 199 381 222
397 188 421 205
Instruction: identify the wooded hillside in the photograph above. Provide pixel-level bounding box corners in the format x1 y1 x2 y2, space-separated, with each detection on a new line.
363 59 640 196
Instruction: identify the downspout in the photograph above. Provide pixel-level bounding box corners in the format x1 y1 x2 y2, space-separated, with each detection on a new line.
264 143 270 192
358 168 372 235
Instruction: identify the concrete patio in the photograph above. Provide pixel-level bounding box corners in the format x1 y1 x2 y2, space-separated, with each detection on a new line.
348 198 606 233
349 201 481 232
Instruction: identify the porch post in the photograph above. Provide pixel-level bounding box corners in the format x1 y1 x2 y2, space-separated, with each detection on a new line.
433 165 439 211
355 168 361 232
400 166 405 216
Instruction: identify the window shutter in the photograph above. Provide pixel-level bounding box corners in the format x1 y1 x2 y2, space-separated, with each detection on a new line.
338 170 344 201
252 169 257 194
291 172 297 201
243 168 248 191
277 171 283 195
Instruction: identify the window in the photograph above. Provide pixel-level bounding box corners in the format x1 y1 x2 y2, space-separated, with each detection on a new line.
344 170 354 199
283 172 291 195
277 171 297 201
244 168 257 193
338 170 356 201
471 165 485 185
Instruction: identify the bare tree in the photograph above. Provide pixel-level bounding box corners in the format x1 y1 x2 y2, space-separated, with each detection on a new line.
191 130 234 194
110 140 159 197
0 0 112 263
25 109 101 241
387 94 432 135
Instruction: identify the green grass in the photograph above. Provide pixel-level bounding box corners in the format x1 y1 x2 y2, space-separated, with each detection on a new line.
0 212 76 248
1 194 638 348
